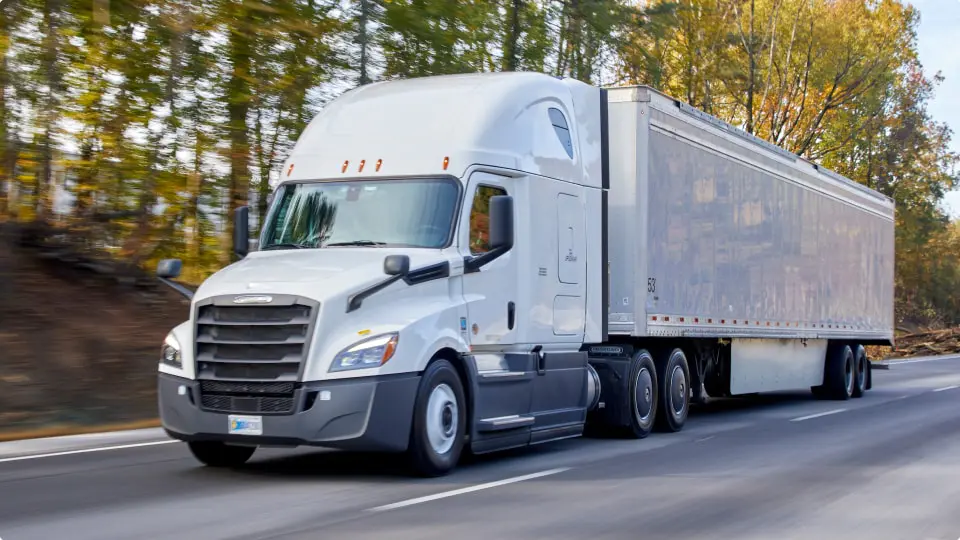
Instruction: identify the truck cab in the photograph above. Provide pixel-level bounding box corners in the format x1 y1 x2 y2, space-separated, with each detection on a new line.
156 72 607 476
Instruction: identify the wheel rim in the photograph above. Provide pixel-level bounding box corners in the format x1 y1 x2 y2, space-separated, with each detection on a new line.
634 366 653 426
669 364 687 417
426 383 458 455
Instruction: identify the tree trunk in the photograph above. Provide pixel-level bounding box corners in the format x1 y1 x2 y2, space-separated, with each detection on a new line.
226 1 253 263
746 0 756 134
38 0 62 223
358 0 371 85
503 0 523 71
0 11 8 219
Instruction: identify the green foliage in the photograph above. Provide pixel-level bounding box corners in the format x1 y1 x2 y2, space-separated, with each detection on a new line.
0 0 957 327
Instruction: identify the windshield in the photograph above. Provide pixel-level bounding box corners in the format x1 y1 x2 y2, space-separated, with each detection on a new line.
261 178 461 250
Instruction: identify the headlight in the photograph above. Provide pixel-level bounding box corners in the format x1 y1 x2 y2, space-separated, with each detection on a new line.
161 333 182 368
330 333 399 372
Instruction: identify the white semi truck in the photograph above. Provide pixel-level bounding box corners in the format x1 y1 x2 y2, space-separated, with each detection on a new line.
155 72 895 476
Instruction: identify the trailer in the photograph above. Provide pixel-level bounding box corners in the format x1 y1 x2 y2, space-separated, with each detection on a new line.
154 72 895 475
587 85 894 435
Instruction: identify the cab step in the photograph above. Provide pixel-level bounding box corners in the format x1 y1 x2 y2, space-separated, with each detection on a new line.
476 415 535 432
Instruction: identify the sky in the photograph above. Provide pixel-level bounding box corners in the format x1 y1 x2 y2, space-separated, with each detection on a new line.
910 0 960 217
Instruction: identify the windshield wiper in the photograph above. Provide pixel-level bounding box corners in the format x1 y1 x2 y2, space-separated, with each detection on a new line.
325 240 388 247
262 242 313 251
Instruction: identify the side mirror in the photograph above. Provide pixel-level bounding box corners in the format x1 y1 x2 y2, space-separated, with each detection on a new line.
156 258 183 279
384 254 410 276
488 195 514 251
234 206 250 258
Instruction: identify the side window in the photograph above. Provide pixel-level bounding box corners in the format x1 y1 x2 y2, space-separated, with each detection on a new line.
548 107 574 159
469 185 508 255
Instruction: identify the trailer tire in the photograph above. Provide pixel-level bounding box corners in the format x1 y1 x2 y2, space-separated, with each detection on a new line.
187 441 256 468
654 347 690 433
852 345 868 398
824 343 855 400
623 349 658 439
408 358 467 477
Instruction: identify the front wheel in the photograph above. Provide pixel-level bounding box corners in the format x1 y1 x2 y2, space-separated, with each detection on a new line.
408 358 467 477
187 441 256 468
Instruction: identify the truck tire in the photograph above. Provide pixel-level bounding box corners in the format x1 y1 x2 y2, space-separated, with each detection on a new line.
852 344 868 398
654 347 690 432
408 358 467 477
824 343 855 400
623 349 658 439
187 441 256 468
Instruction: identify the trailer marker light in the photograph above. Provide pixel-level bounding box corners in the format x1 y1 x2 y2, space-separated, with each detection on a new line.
359 159 366 172
443 156 449 170
287 163 294 177
342 160 349 173
376 159 383 172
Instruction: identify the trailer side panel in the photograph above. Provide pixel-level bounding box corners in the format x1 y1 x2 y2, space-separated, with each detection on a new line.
605 88 895 343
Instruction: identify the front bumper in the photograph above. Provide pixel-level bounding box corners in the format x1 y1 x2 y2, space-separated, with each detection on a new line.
158 372 420 452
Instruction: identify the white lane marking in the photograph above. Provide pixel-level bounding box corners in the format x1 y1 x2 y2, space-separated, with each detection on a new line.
933 385 959 393
696 436 715 442
369 467 571 512
790 408 847 422
0 439 177 464
882 355 960 365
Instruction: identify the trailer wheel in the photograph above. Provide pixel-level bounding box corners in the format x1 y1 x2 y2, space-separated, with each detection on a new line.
408 358 467 477
824 343 855 400
187 441 256 468
852 345 868 398
623 349 658 439
654 348 690 432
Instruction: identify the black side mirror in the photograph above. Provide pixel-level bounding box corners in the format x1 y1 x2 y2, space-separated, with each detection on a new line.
234 206 250 258
157 259 183 279
384 254 410 276
488 195 514 251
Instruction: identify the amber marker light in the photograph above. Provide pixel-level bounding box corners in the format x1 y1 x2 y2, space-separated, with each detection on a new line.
376 159 383 172
358 159 366 173
286 163 294 177
342 160 349 173
443 156 449 170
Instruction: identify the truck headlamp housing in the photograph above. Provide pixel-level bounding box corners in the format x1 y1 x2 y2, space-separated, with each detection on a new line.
330 333 399 372
161 333 182 368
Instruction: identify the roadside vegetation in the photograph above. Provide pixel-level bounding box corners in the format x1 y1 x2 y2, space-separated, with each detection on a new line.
0 0 957 437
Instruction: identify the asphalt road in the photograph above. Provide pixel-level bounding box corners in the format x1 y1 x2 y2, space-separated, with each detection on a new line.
2 357 960 540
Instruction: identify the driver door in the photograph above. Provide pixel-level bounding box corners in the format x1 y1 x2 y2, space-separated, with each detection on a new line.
459 172 518 349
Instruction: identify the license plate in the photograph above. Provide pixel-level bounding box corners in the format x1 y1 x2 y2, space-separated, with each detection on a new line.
228 415 262 435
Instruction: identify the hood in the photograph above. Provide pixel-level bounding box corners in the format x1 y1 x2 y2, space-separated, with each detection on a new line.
194 248 450 302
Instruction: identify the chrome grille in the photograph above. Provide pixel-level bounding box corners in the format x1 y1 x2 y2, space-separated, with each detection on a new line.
193 295 318 415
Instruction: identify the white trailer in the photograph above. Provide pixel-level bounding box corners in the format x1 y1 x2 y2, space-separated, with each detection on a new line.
155 72 895 475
